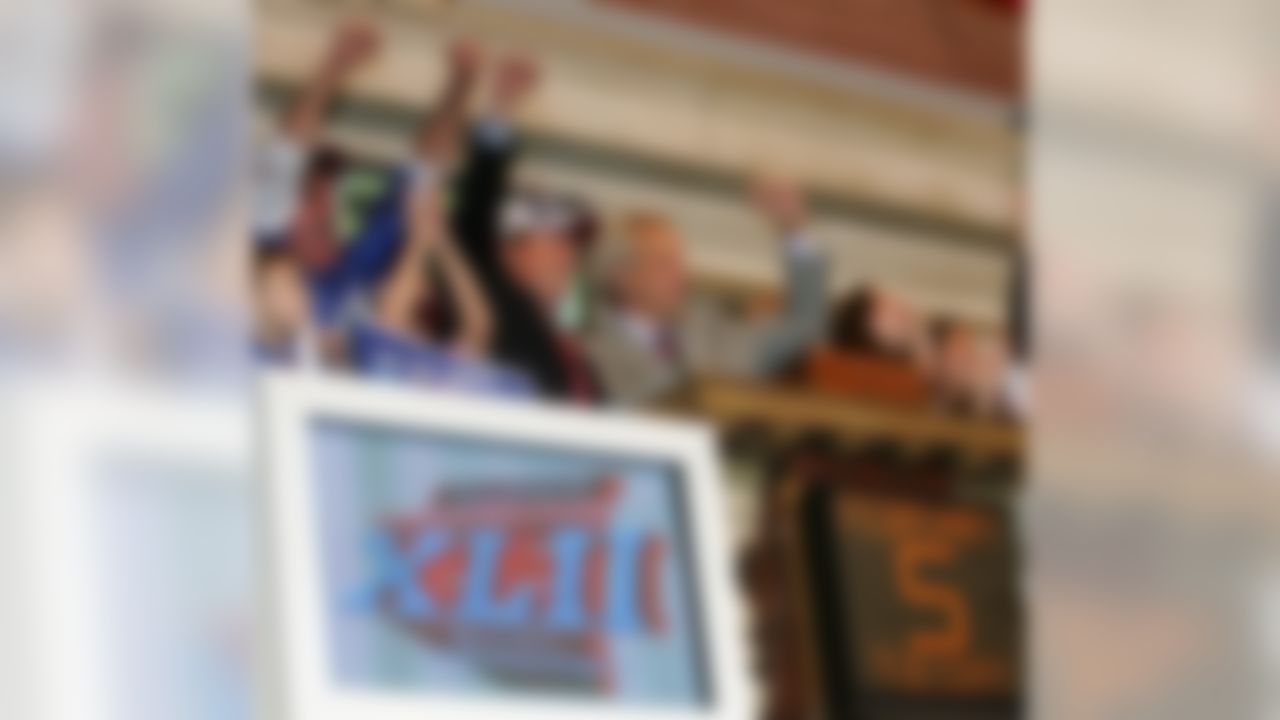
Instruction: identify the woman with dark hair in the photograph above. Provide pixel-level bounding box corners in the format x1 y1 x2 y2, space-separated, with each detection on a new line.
830 284 927 365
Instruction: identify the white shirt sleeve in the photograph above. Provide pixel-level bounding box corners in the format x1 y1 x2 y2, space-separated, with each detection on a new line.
252 134 309 239
782 230 822 261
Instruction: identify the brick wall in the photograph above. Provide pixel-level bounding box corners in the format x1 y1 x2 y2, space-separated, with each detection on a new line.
599 0 1023 99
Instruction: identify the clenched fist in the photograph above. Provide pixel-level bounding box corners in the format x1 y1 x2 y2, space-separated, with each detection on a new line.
327 18 382 72
752 174 809 235
491 53 541 115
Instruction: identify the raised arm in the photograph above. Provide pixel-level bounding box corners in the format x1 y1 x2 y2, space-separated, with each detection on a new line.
424 199 495 358
255 19 379 239
374 177 493 357
381 39 493 357
749 175 830 374
372 191 435 339
281 18 381 147
334 38 482 301
414 40 484 171
450 54 540 282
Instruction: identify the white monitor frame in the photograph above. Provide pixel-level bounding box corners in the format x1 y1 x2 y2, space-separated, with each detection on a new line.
2 380 249 720
259 373 753 720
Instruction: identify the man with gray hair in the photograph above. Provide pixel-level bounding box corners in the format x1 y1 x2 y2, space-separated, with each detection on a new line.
586 177 829 406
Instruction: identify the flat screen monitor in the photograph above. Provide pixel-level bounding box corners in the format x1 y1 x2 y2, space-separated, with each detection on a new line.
261 375 751 720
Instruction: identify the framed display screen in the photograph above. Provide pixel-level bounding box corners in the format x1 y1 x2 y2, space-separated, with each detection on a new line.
310 418 711 707
261 375 751 720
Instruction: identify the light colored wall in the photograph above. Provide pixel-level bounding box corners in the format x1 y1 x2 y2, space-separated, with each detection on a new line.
256 0 1017 326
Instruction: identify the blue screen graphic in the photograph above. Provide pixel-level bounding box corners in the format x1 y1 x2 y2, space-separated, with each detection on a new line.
310 418 712 707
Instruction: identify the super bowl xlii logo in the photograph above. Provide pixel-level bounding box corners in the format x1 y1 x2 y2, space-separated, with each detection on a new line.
346 475 669 692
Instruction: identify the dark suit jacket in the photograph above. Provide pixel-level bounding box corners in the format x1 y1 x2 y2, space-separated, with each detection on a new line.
449 129 603 403
1008 248 1030 363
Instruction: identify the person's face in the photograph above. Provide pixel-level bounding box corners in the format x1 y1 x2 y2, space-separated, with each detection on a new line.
869 291 903 346
869 291 920 354
257 261 308 339
290 179 341 273
619 221 688 322
971 333 1011 403
940 327 980 388
503 229 577 309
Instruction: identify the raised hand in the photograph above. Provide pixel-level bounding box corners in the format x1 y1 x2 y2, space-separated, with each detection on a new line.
284 18 382 145
447 38 486 90
326 18 382 73
751 174 809 236
491 53 541 117
415 38 485 167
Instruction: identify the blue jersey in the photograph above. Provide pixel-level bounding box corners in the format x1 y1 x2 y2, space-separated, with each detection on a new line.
308 168 413 328
346 320 534 398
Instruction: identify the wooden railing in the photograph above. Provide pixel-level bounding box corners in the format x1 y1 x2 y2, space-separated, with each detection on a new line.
666 377 1023 462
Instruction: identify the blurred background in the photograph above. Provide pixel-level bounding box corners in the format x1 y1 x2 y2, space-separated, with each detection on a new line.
1 0 1277 718
248 3 1025 713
